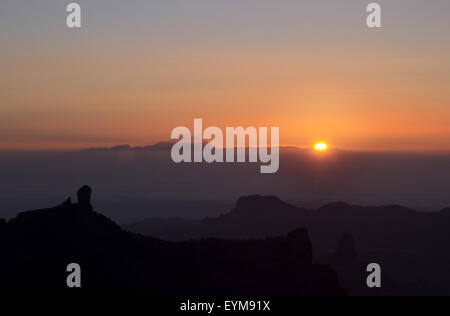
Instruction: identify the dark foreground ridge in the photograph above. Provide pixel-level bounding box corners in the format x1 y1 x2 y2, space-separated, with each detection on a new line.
0 186 344 296
125 195 450 295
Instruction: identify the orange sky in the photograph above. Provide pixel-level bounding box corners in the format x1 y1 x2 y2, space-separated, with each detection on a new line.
1 1 450 151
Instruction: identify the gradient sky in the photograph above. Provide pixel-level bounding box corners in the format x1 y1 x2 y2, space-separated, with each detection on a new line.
1 0 450 150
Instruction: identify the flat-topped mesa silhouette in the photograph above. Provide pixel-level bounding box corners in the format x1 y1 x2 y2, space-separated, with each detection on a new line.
230 195 305 220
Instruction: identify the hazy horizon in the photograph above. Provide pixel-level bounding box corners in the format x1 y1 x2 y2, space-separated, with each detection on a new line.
4 141 450 154
2 148 450 223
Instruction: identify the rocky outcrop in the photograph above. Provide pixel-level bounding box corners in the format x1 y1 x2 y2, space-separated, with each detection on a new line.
77 185 93 211
335 232 358 262
1 186 345 296
286 228 313 265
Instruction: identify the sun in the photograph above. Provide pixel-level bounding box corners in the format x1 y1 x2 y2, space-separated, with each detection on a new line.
314 142 328 151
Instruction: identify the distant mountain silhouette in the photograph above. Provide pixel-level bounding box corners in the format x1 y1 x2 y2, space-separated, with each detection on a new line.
125 196 450 295
85 142 310 153
0 186 344 296
86 142 175 152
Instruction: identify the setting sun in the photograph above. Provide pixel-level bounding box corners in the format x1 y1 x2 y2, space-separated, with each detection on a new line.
314 142 328 151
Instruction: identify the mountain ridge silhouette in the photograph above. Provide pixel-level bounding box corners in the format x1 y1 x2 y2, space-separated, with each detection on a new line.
0 186 345 296
124 194 450 295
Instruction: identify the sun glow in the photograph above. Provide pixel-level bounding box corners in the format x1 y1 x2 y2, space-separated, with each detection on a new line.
314 142 328 151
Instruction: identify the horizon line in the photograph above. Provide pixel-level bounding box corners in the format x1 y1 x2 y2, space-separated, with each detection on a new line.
2 141 450 155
